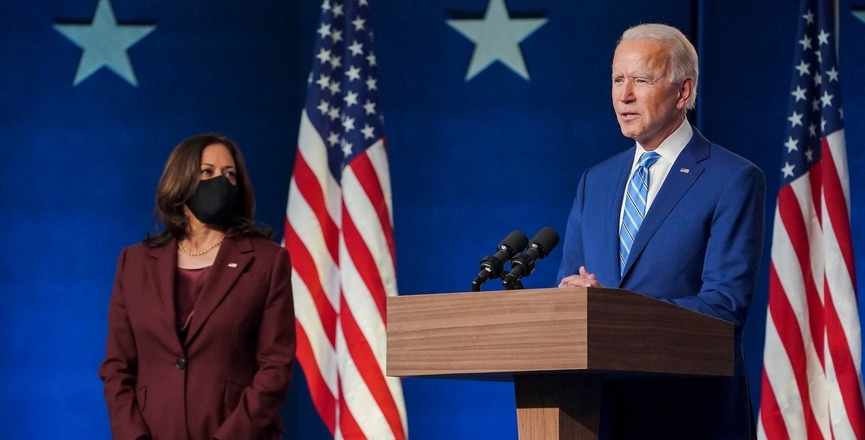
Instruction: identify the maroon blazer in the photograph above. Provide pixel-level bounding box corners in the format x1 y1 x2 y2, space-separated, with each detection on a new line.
98 236 296 440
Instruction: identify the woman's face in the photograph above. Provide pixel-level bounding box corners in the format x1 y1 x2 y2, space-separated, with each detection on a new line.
199 143 237 185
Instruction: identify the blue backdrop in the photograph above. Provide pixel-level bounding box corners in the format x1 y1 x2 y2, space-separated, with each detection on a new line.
2 0 865 438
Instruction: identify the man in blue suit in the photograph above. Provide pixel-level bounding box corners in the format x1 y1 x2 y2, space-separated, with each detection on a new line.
557 23 765 439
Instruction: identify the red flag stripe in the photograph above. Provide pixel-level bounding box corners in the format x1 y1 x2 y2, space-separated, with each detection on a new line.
824 287 865 439
760 368 793 440
768 264 824 439
295 321 337 434
351 147 397 264
366 139 398 260
338 377 367 440
342 150 397 292
821 137 856 283
808 160 824 227
821 134 865 438
340 296 407 440
288 1 407 437
777 185 827 365
341 201 388 320
285 219 338 345
759 1 865 437
291 148 340 261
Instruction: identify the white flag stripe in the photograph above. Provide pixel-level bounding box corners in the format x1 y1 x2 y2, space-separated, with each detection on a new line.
336 327 395 440
759 1 865 434
366 140 396 229
824 345 856 440
767 208 830 436
287 180 341 310
339 241 406 436
763 314 807 436
757 419 768 440
298 111 344 224
342 167 397 297
387 374 409 434
826 131 851 210
770 208 815 347
774 193 833 432
339 235 388 371
821 205 861 344
774 199 834 436
789 173 826 303
292 275 339 396
288 0 407 436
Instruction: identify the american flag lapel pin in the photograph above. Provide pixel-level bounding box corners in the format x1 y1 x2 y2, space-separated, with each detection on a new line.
228 263 238 268
679 168 690 174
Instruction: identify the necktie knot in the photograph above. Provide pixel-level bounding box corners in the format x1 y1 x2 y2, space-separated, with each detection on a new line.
638 151 661 169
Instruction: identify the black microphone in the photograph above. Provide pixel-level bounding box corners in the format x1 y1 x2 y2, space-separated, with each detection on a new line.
471 230 529 291
502 227 560 290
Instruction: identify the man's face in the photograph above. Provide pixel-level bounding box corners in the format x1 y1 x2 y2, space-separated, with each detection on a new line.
611 39 690 151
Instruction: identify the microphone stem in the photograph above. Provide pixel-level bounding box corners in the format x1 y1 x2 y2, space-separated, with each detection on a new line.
502 274 524 290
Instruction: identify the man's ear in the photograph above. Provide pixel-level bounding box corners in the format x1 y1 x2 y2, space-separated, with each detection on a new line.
677 77 694 109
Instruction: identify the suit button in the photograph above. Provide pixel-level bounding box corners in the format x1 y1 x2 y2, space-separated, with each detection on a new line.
175 358 187 370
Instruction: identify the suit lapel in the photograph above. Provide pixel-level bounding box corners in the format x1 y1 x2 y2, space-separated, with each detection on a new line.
144 239 181 341
602 150 634 282
184 236 254 346
619 128 710 283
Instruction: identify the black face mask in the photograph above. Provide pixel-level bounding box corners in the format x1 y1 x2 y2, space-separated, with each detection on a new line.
186 175 239 225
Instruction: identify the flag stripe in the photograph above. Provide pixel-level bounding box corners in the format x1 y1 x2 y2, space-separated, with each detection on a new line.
335 314 392 440
762 299 810 439
778 185 827 367
285 220 339 345
821 137 856 282
760 368 793 440
366 139 396 243
291 147 340 261
295 320 338 434
767 264 825 439
825 289 865 439
341 211 388 321
350 146 397 264
291 261 338 392
758 0 865 437
285 1 407 437
340 295 406 440
337 375 367 440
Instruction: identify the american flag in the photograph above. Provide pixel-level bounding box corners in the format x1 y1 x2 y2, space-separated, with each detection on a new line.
757 0 865 438
283 0 408 438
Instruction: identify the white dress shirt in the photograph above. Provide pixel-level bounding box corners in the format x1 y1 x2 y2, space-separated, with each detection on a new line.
619 118 693 224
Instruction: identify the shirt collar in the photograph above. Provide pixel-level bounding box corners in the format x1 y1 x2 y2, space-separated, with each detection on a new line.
634 117 693 164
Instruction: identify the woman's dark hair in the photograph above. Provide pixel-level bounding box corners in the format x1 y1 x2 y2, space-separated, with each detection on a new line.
143 134 272 247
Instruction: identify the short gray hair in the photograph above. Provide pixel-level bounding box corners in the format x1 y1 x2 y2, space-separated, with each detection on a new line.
619 23 699 110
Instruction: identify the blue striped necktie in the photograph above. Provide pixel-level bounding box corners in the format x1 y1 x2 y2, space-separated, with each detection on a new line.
619 151 661 276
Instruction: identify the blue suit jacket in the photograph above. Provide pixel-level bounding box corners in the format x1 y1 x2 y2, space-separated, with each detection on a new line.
558 127 765 439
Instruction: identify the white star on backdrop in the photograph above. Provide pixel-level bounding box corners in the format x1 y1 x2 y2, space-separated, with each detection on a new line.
54 0 155 86
447 0 547 81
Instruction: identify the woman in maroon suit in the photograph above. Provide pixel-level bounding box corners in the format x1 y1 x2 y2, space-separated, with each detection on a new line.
99 134 295 440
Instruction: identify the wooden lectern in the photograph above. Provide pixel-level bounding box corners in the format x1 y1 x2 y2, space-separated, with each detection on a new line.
386 287 733 440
